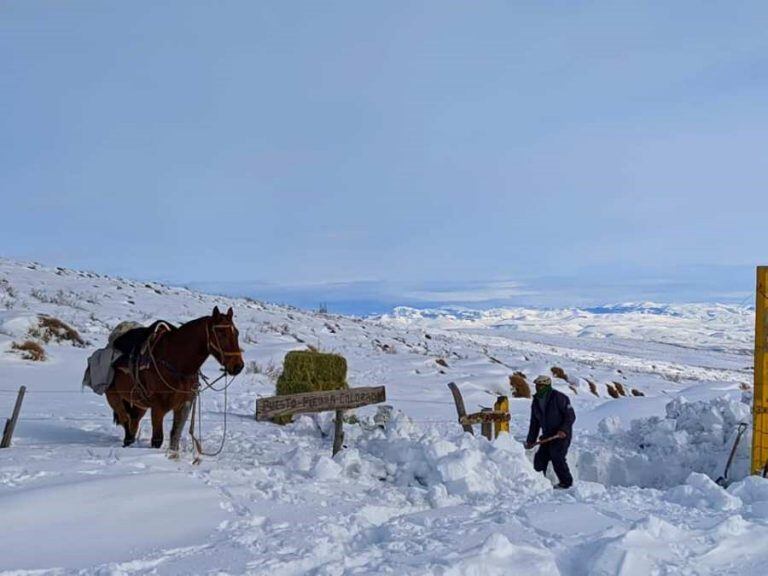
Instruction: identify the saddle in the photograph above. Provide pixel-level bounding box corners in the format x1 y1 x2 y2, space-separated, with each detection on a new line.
113 320 175 378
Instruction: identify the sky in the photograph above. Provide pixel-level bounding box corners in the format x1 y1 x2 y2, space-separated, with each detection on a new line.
1 2 767 312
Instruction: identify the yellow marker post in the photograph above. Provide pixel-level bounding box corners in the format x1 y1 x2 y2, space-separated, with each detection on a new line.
493 395 510 437
752 267 768 475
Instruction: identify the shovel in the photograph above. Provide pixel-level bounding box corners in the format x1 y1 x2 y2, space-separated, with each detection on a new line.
521 434 561 449
716 422 748 487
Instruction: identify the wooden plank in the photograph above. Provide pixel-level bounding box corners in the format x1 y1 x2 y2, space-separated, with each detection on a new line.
1 385 26 449
480 408 493 440
255 386 386 421
753 266 768 474
447 382 473 435
332 410 344 456
459 411 511 426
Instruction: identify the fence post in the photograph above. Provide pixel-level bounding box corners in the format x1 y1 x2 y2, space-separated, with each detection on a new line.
493 396 509 437
447 382 474 435
481 407 493 440
1 386 26 449
332 410 345 456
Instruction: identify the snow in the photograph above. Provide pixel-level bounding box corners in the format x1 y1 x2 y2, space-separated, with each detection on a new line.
1 257 767 574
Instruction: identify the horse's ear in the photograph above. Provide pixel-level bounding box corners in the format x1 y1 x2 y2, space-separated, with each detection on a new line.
212 306 220 318
226 307 233 319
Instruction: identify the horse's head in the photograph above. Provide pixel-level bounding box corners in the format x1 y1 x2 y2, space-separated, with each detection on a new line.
207 306 244 375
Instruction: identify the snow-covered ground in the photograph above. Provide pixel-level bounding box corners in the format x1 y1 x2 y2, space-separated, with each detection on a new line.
1 257 766 575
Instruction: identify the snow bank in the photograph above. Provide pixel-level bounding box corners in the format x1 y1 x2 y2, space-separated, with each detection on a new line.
576 395 751 488
352 412 551 502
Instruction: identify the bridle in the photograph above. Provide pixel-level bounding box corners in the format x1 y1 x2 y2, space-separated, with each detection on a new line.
206 320 243 367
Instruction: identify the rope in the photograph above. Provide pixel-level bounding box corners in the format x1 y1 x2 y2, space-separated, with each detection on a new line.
188 373 233 463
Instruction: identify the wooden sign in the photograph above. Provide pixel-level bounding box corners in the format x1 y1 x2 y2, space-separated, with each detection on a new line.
255 386 386 421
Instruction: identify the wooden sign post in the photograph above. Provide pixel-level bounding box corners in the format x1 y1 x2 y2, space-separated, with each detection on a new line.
255 386 386 455
753 266 768 475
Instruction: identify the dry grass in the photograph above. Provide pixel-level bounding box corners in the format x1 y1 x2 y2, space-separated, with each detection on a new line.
30 316 86 347
551 366 568 381
11 340 46 361
606 383 619 399
435 358 449 368
613 381 628 397
631 388 645 397
585 378 600 397
569 385 578 395
509 372 531 398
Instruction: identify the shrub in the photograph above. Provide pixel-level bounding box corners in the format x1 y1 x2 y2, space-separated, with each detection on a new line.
509 372 531 398
613 381 628 397
30 316 86 347
585 378 599 397
631 388 645 397
606 383 619 399
11 340 46 361
551 366 568 380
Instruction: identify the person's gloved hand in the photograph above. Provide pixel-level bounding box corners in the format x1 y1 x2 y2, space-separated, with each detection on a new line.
524 442 535 450
555 431 567 439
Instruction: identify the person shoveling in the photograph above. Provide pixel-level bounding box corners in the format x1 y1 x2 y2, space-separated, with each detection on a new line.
524 375 576 489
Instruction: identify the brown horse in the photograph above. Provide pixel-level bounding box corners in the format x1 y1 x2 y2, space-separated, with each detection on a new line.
106 306 244 451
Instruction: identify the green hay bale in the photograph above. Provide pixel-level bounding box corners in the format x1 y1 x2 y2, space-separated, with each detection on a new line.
276 350 348 396
273 350 348 424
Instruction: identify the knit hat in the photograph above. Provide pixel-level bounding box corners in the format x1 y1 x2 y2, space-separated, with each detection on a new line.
533 375 552 387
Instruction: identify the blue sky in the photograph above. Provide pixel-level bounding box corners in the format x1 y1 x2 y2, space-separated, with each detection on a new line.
2 2 767 311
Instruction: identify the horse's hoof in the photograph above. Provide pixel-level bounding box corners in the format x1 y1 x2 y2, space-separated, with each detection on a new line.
151 439 163 449
123 437 135 447
167 450 180 460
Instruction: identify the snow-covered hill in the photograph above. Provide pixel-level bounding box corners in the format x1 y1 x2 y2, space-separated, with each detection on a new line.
0 258 765 575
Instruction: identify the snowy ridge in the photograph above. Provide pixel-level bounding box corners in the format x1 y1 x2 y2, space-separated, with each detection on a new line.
382 302 754 354
0 257 766 575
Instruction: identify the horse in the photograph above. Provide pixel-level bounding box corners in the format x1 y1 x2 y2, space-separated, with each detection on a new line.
105 306 244 451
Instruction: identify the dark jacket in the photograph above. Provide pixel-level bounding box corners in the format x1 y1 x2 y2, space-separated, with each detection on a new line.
526 388 576 445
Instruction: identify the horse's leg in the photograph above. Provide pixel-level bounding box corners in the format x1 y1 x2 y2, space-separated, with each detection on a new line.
106 388 134 447
127 404 147 444
150 408 166 448
169 400 193 453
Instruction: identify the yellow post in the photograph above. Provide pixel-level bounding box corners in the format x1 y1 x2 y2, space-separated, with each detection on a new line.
752 266 768 475
494 395 510 437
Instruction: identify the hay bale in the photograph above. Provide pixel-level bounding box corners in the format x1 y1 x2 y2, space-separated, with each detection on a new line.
551 366 568 381
509 372 531 398
276 350 348 396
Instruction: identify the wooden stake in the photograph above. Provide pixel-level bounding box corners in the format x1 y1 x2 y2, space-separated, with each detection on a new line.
448 382 474 435
1 386 26 449
493 396 510 437
752 266 768 474
332 409 344 456
481 407 493 440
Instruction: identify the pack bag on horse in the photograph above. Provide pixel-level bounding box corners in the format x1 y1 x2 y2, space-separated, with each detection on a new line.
106 306 244 451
